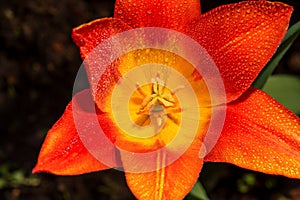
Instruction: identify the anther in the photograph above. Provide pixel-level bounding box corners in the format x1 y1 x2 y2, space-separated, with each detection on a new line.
136 83 147 97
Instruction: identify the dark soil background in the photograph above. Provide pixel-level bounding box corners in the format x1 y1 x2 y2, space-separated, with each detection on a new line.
1 0 300 199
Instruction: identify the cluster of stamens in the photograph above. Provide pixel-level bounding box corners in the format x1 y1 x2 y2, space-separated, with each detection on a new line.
135 73 183 129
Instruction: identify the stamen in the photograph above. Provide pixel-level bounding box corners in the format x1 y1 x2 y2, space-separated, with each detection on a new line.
151 72 166 95
166 113 180 125
157 97 174 107
168 107 182 113
136 83 147 97
135 75 181 129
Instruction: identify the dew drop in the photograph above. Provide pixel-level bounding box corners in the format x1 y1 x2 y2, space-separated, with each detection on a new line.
77 37 85 46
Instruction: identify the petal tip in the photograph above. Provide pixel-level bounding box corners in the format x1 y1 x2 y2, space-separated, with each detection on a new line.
31 166 39 174
32 163 49 174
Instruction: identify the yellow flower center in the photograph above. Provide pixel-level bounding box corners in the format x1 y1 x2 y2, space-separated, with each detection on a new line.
128 73 186 138
109 48 212 153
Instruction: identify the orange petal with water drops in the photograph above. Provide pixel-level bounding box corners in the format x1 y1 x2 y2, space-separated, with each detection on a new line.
72 18 131 112
33 90 119 175
204 87 300 178
114 0 200 31
123 138 204 200
72 18 131 59
185 1 293 103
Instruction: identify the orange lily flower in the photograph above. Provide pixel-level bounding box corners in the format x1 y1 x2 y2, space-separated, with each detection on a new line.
33 0 300 199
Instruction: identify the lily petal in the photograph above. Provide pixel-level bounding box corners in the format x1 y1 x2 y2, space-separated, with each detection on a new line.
33 90 118 175
114 0 200 31
185 1 293 103
205 87 300 178
72 18 131 59
72 18 131 112
123 139 203 200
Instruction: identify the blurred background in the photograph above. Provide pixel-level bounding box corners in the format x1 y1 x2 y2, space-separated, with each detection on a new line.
0 0 300 199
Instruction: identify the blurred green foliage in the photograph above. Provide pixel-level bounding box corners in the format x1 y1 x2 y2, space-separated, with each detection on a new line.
263 75 300 115
0 164 40 189
186 181 209 200
253 21 300 88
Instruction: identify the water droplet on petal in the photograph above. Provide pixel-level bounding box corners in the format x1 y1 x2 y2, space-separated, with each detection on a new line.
77 37 85 46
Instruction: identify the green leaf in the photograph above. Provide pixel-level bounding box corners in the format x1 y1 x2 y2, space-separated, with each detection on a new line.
262 75 300 115
252 21 300 89
186 181 209 200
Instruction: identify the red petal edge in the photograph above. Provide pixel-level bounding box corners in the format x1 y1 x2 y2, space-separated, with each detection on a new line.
72 18 132 59
33 89 118 175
